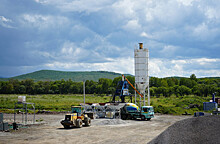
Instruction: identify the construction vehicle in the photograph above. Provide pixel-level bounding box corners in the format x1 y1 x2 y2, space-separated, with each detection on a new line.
60 106 91 128
120 103 154 120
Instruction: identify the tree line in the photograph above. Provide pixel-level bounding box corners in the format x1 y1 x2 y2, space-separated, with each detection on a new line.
0 74 220 97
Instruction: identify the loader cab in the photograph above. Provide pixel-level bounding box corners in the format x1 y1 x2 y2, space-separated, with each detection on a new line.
71 106 83 116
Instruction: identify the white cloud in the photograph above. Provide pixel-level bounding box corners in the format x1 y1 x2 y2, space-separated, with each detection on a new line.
21 14 69 30
160 45 178 57
60 42 86 58
122 19 141 32
177 0 197 6
150 58 220 77
140 32 153 39
42 57 220 78
35 0 113 13
44 57 134 74
1 0 220 78
0 16 14 28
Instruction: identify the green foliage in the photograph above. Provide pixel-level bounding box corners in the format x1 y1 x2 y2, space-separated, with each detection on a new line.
151 95 211 115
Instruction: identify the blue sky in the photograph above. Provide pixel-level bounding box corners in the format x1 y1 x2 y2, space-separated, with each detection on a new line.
0 0 220 78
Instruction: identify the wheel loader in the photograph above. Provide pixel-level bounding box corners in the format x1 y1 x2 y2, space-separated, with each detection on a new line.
61 106 91 128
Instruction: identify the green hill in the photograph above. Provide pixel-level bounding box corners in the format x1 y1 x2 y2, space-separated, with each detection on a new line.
0 70 131 82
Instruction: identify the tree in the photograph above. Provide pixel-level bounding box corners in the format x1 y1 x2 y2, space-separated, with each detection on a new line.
19 85 26 94
107 87 116 96
98 78 112 94
150 77 161 87
9 79 20 94
22 79 34 94
51 84 59 94
161 79 168 87
113 76 122 87
177 85 191 96
166 78 176 87
190 74 197 81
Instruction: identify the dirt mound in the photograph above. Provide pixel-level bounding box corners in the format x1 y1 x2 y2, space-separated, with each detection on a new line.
148 115 220 144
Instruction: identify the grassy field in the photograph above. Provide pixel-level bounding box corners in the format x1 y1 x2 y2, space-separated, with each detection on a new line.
0 94 110 113
0 94 212 115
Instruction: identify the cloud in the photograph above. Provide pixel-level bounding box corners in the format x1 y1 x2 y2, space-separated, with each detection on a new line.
149 58 220 77
35 0 114 13
160 45 179 58
20 14 70 30
1 0 220 78
122 19 141 32
44 56 135 74
0 16 14 28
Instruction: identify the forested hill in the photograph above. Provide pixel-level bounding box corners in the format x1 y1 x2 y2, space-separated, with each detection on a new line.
0 70 131 82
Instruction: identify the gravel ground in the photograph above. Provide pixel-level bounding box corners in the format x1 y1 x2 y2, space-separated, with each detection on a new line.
0 114 190 144
148 115 220 144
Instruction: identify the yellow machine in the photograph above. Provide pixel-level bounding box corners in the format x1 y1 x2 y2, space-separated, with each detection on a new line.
61 106 91 128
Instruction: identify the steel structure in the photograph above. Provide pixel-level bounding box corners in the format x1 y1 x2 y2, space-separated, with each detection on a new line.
111 76 132 103
14 101 35 125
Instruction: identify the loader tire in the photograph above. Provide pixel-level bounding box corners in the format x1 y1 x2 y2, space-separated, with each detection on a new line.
76 119 83 128
121 114 127 120
85 117 91 126
64 125 70 129
147 118 151 121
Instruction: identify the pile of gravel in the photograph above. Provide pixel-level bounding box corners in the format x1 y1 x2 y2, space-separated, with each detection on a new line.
148 115 220 144
93 119 127 126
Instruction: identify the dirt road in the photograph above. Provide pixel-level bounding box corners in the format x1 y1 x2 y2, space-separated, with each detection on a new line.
0 114 191 144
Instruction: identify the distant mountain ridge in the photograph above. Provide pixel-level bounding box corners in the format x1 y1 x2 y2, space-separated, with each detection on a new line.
0 70 219 82
0 70 132 82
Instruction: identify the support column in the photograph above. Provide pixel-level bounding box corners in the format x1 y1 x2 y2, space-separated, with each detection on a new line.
25 103 27 125
148 85 150 106
33 103 35 124
135 84 137 104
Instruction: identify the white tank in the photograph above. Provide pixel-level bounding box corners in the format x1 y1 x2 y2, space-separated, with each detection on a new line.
134 43 149 94
18 96 26 103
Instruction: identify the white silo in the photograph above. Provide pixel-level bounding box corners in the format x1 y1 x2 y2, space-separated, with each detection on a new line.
134 43 150 106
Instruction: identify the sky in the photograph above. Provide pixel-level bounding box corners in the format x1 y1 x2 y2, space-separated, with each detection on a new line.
0 0 220 78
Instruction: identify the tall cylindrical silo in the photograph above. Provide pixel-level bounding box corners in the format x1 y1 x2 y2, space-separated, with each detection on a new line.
134 43 150 106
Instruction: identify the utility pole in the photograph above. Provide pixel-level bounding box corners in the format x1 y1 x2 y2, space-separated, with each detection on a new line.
83 80 85 104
